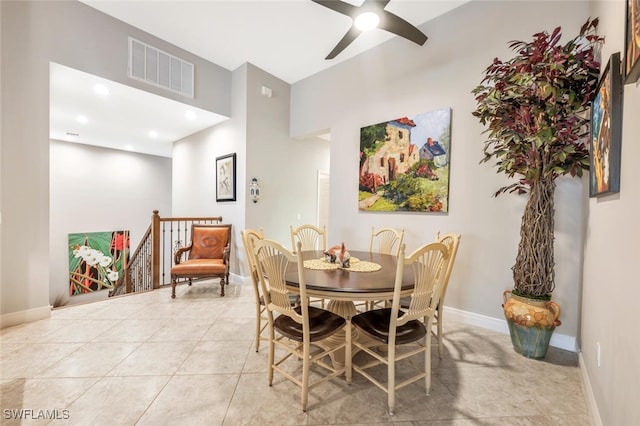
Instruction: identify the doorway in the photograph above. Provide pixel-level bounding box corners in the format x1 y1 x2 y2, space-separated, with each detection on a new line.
317 171 330 231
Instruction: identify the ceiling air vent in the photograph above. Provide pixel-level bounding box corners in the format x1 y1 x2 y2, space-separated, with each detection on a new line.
128 37 194 98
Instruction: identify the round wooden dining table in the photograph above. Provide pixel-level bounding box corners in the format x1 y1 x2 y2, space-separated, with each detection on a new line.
284 250 414 367
285 249 413 317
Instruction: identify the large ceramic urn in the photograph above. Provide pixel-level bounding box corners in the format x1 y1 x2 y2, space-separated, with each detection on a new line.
503 290 561 359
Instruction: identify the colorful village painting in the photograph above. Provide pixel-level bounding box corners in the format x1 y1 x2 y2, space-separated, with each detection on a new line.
359 108 452 212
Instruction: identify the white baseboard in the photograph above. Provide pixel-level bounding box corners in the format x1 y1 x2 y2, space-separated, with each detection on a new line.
579 352 602 426
0 305 51 329
172 277 581 353
443 305 578 352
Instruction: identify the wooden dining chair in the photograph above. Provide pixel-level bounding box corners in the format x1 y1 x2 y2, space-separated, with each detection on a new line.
349 242 449 415
399 231 461 358
368 227 405 256
430 232 461 358
290 224 327 307
290 224 327 253
241 228 268 352
366 227 405 310
253 239 351 412
242 228 300 352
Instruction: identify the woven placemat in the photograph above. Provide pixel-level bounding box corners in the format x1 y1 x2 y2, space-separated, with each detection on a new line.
303 257 381 272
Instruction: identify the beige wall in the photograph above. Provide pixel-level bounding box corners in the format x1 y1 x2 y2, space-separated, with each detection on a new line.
289 1 639 422
0 0 231 325
2 0 638 423
172 64 249 278
291 0 588 350
173 63 330 278
244 63 330 250
49 140 172 307
582 2 640 425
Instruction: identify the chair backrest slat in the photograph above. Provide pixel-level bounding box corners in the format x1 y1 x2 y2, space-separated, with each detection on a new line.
434 232 461 306
254 239 306 325
391 242 449 333
241 228 264 294
290 224 327 252
369 227 405 256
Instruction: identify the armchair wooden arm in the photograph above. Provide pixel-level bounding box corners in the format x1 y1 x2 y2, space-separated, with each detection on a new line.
174 244 193 265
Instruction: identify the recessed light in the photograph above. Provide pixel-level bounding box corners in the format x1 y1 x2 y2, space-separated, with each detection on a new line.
76 115 88 124
93 84 109 96
185 110 197 120
148 130 158 139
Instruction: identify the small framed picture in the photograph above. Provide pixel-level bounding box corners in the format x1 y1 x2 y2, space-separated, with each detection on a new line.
216 153 236 202
589 53 623 197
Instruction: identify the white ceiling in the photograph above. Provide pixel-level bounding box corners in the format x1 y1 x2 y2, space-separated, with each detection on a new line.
51 0 469 157
50 63 228 157
80 0 469 84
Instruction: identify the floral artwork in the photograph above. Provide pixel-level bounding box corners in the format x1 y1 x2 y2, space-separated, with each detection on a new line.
359 108 452 212
68 231 130 296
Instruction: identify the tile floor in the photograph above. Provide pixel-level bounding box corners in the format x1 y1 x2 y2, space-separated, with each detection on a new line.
1 281 591 425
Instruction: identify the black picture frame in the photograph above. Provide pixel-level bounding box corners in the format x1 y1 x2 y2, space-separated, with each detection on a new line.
625 0 640 84
589 52 623 197
216 153 236 202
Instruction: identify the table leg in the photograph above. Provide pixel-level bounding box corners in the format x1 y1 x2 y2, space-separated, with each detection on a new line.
326 300 358 318
321 300 359 369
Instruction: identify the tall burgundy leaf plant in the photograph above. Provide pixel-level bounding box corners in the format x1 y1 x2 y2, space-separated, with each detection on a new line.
472 18 604 299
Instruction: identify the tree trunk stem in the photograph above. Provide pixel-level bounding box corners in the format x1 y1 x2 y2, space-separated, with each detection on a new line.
512 178 556 297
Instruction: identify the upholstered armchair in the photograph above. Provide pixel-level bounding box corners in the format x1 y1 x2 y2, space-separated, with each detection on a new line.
171 223 231 298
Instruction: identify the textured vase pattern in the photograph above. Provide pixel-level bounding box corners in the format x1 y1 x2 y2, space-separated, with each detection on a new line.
503 291 561 359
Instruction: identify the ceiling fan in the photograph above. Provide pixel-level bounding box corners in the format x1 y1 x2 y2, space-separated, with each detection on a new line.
311 0 428 60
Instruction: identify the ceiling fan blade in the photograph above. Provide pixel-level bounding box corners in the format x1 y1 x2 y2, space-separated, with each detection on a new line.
311 0 359 17
325 26 362 60
362 0 391 11
379 10 428 45
313 0 427 59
